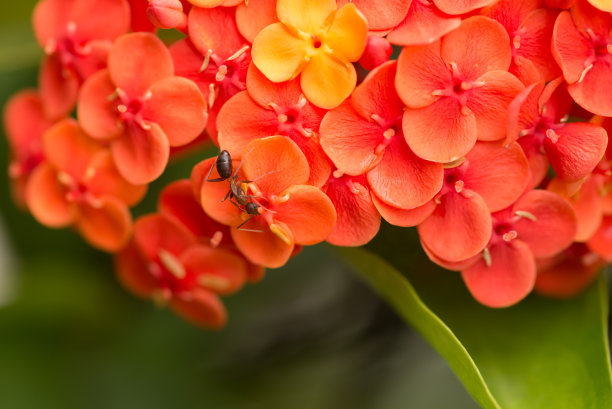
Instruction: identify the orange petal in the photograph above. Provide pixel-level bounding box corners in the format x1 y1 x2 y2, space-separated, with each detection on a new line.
463 141 529 212
111 122 170 185
39 54 79 120
142 76 207 147
252 23 308 83
231 217 295 268
133 214 195 266
337 0 410 31
467 70 524 142
551 11 592 84
181 245 247 295
272 185 337 245
567 60 612 117
513 190 577 258
76 197 132 253
300 52 356 109
440 16 512 79
196 157 244 227
461 240 536 308
351 61 404 123
434 0 497 15
170 288 227 329
367 136 444 209
188 6 244 59
108 32 174 96
236 0 279 43
418 190 492 262
26 162 76 227
186 0 225 6
86 150 148 207
246 63 303 108
77 70 123 141
372 195 435 228
402 97 477 163
43 119 104 179
242 136 310 194
324 3 368 62
588 215 612 261
388 0 461 46
506 81 544 145
395 40 451 109
324 175 380 246
115 241 158 298
276 0 336 33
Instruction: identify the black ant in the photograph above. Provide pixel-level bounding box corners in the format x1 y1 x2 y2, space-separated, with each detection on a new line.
206 150 274 231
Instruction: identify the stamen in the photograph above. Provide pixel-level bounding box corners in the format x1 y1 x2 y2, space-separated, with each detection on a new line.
159 249 186 279
454 180 464 193
502 230 518 242
199 49 213 73
226 45 250 61
483 247 492 268
545 128 559 143
44 39 57 55
210 231 223 248
216 65 228 82
84 167 96 181
208 83 217 108
449 61 460 77
117 104 128 113
515 210 537 221
370 114 386 128
66 21 77 34
512 35 521 50
57 171 73 186
578 64 593 83
383 128 395 139
198 275 231 292
269 223 292 245
278 113 288 123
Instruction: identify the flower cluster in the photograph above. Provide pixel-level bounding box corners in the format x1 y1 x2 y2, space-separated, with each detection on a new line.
5 0 612 326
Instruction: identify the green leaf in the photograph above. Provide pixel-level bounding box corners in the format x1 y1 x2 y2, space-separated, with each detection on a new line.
338 234 612 409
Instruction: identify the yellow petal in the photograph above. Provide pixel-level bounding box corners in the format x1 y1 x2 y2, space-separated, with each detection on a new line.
252 22 308 82
324 3 368 62
300 52 356 109
277 0 336 34
587 0 612 12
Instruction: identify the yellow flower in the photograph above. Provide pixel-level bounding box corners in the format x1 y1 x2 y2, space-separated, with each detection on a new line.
252 0 368 109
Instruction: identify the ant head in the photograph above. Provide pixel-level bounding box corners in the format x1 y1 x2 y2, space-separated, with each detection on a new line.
245 202 260 215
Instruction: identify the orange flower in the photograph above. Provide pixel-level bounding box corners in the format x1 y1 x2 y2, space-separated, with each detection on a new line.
252 0 368 109
26 119 146 252
195 136 336 268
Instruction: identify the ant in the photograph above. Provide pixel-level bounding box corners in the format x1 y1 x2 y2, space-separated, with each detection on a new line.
206 150 275 231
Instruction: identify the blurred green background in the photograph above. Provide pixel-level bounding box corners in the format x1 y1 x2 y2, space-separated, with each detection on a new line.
0 2 484 408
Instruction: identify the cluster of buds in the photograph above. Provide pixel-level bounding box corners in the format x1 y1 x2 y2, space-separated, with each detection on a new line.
5 0 612 326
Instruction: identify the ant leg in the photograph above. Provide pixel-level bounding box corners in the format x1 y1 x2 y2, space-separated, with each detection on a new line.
229 198 243 211
236 215 263 232
205 161 225 182
242 169 281 184
222 190 233 202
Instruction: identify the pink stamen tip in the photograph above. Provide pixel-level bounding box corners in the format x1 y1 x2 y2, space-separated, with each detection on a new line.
370 114 386 128
383 128 395 139
512 35 521 50
545 128 559 143
210 231 223 248
117 104 128 113
502 230 518 242
278 113 288 123
216 65 228 82
208 83 217 108
454 180 464 193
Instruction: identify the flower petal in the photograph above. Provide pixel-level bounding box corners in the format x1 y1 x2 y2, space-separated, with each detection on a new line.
180 245 247 295
367 136 444 209
324 175 380 246
242 136 310 194
466 70 524 142
587 216 612 261
324 3 368 62
403 97 477 163
372 195 435 227
115 241 158 298
108 32 174 96
170 288 227 329
246 63 303 108
76 197 132 252
506 81 544 144
461 240 536 308
418 190 492 262
300 52 356 109
440 16 511 79
39 54 79 120
434 0 497 15
276 0 336 33
513 190 577 258
272 184 337 245
567 60 612 117
551 11 592 84
236 0 278 43
231 217 295 268
395 40 451 109
388 0 461 46
26 162 75 227
77 69 123 141
463 141 529 212
133 213 195 261
188 6 245 59
111 122 170 185
351 61 404 123
544 122 608 181
142 76 207 147
252 23 308 83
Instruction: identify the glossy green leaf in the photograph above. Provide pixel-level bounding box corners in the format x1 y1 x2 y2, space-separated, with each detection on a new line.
338 228 612 409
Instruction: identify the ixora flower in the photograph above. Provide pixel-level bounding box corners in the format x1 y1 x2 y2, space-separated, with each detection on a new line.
78 32 207 185
194 136 336 268
26 119 146 252
251 0 368 109
396 16 524 163
32 0 131 118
